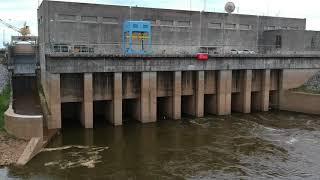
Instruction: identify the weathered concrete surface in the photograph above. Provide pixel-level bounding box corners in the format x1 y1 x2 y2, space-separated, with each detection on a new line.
38 1 306 55
5 105 43 140
111 72 122 126
171 71 181 120
16 137 43 166
46 56 320 74
232 70 252 113
282 69 319 90
195 71 205 117
216 70 232 115
140 72 157 123
280 91 320 115
48 73 61 129
81 73 93 128
260 70 271 112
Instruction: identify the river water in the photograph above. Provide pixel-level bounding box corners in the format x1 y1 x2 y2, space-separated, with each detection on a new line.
1 111 320 179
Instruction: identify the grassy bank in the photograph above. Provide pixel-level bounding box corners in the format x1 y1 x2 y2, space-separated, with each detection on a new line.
0 85 10 130
292 85 320 94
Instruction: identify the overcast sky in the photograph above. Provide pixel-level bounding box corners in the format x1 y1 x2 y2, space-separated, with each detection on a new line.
1 0 320 47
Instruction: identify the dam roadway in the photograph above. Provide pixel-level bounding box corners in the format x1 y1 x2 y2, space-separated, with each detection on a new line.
42 54 320 129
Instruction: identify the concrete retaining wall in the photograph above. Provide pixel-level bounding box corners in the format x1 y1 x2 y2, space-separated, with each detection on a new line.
280 91 320 115
5 105 43 140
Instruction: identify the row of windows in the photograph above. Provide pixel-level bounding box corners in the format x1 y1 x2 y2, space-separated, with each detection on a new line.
264 26 299 30
208 22 251 30
57 14 118 24
55 14 300 31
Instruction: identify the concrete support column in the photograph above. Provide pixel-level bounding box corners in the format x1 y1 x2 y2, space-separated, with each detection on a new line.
140 72 157 123
240 70 252 113
217 70 232 115
112 72 122 126
48 73 61 129
170 71 181 120
195 71 205 117
81 73 93 128
260 69 271 111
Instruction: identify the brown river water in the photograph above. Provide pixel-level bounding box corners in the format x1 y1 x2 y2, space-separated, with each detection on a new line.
1 111 320 179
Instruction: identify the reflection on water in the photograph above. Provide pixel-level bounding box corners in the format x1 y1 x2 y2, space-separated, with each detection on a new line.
1 111 320 179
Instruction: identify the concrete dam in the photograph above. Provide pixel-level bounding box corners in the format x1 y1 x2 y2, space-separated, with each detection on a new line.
4 1 320 178
5 1 320 136
44 55 320 129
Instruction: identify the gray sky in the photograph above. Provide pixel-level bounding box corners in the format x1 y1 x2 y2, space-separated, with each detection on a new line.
0 0 319 47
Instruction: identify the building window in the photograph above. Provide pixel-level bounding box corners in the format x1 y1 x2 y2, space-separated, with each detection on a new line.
275 35 282 49
224 23 236 29
289 26 299 30
208 22 221 29
81 16 98 22
57 14 76 21
265 26 276 30
239 24 251 30
102 17 118 24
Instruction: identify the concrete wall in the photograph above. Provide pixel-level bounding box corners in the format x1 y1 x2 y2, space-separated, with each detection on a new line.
46 56 320 74
38 1 306 55
5 105 43 140
263 30 320 54
282 69 319 90
280 91 320 115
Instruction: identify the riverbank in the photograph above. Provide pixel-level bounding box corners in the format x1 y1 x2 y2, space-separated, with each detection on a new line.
0 63 28 166
0 132 27 166
0 85 10 130
293 71 320 94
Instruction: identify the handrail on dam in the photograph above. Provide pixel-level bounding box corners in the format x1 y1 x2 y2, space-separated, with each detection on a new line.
42 43 318 56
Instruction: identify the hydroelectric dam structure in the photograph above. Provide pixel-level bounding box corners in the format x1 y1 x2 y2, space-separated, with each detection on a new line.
6 1 320 139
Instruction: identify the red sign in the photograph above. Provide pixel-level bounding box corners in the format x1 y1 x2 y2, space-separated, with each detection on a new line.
196 53 209 61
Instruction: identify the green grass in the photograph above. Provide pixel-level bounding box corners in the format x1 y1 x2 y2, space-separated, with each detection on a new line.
0 85 11 130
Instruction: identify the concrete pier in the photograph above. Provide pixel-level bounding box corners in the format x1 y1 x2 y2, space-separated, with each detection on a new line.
258 70 271 111
195 71 205 117
169 71 181 120
112 72 122 126
82 73 93 128
217 70 232 115
48 73 61 129
232 70 252 113
140 72 157 123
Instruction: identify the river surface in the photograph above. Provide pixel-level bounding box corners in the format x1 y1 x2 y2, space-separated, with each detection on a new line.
1 111 320 179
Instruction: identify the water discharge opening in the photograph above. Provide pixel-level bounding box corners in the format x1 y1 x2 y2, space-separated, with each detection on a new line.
157 97 171 120
181 95 194 117
269 90 279 110
231 93 241 112
93 100 109 127
204 94 216 115
61 102 82 128
122 98 139 123
251 92 260 112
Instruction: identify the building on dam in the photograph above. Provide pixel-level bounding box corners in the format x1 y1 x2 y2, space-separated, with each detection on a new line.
35 0 320 130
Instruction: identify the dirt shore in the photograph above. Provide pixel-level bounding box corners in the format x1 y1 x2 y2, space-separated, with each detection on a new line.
0 131 27 166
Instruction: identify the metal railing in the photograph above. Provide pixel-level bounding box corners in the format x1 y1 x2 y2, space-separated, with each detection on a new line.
43 43 320 56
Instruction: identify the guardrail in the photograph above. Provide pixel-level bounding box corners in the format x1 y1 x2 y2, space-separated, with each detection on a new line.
42 43 320 56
